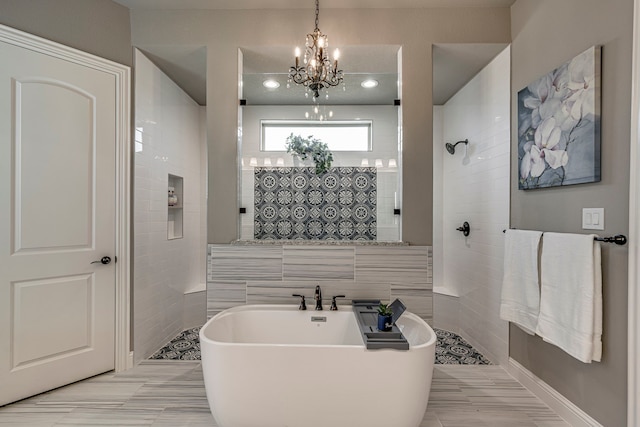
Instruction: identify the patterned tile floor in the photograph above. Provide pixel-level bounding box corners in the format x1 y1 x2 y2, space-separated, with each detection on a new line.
150 327 201 361
0 361 571 426
434 328 491 365
150 326 492 365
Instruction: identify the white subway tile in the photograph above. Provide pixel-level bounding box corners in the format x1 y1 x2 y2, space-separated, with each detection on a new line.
435 46 510 362
133 50 206 363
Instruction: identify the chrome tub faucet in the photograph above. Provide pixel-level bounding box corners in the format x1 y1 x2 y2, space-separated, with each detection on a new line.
314 285 323 311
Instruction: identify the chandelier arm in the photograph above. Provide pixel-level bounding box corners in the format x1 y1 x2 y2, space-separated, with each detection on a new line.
292 75 311 86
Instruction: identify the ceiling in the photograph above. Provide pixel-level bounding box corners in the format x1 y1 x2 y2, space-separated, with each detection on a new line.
241 45 399 105
114 0 516 9
136 45 208 105
124 1 513 106
432 43 509 105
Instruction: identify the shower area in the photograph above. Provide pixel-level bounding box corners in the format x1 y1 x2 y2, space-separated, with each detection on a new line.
432 44 511 364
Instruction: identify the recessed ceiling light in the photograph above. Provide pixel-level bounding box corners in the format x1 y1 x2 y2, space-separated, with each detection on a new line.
263 79 280 89
361 79 379 89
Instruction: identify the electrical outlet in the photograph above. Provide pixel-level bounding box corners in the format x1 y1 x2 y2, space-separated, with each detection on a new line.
582 208 604 230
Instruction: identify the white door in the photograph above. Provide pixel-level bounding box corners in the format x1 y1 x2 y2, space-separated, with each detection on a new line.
0 36 118 405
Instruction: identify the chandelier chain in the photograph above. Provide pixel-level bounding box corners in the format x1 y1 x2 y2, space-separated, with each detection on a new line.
315 0 320 31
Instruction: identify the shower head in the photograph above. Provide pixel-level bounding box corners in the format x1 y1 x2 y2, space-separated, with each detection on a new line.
445 139 468 155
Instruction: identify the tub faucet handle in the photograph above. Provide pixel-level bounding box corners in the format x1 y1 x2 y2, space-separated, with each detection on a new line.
330 295 346 311
292 294 307 310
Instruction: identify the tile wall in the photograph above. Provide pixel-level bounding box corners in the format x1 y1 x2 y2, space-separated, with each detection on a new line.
240 105 400 241
254 167 377 240
134 49 207 362
433 46 510 364
207 244 432 323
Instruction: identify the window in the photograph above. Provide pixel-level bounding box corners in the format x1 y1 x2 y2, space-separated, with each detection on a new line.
261 120 372 152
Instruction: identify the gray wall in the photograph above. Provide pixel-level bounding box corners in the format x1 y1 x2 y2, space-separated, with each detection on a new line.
0 0 132 66
510 1 631 425
127 8 512 245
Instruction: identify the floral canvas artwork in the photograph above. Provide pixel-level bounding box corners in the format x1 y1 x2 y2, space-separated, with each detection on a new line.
517 46 601 190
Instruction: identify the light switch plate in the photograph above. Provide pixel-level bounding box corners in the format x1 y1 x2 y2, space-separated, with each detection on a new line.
582 208 604 230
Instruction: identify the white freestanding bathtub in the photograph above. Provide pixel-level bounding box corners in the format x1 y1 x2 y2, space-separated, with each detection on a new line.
199 304 436 427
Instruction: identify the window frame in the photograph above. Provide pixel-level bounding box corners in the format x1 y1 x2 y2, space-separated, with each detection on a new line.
260 119 373 152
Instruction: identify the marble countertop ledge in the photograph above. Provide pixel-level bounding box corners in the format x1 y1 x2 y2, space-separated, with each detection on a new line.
230 239 409 246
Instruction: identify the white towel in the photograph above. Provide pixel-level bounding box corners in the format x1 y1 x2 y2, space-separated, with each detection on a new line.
536 232 602 363
500 229 543 335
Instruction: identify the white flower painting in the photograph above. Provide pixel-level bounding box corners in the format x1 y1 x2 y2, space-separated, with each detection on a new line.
518 46 601 190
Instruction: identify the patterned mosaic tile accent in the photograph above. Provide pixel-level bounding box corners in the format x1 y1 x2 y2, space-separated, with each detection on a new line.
150 326 491 365
254 167 377 240
434 328 492 365
149 327 201 361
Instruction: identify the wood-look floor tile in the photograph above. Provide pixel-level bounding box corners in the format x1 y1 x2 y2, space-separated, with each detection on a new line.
54 408 160 425
0 410 65 426
123 382 209 411
0 362 572 427
420 411 444 427
115 361 200 381
151 407 216 426
533 422 574 427
36 381 144 409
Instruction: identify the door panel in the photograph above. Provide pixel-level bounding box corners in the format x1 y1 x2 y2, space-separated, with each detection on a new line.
12 274 93 368
0 35 117 405
14 79 95 252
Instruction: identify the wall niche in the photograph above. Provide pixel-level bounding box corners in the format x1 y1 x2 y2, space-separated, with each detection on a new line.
168 174 183 240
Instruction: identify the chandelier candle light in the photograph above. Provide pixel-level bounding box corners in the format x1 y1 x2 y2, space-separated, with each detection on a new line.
289 0 344 99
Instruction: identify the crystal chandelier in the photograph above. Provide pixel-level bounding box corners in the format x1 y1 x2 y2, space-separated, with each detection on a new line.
288 0 343 100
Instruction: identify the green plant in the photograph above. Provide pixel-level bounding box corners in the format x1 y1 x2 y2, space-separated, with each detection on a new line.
285 133 333 174
377 302 393 317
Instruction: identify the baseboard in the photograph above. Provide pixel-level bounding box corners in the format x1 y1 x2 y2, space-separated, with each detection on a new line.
507 358 603 427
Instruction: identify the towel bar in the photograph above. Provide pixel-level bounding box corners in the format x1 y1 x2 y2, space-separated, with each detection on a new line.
594 235 627 245
502 229 627 246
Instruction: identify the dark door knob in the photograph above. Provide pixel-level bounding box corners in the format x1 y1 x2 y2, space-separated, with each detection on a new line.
91 256 112 265
456 222 470 237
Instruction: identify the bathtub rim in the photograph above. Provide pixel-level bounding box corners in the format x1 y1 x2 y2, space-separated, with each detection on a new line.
199 304 436 351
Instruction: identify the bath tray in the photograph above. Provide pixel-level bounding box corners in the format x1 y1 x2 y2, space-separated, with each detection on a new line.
352 299 409 350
